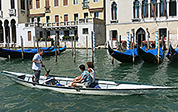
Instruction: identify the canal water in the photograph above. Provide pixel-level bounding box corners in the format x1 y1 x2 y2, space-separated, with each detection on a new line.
0 49 178 111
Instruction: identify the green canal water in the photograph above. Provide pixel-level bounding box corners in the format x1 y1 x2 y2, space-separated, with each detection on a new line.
0 49 178 111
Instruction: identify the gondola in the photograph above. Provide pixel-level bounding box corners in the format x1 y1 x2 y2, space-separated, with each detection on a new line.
166 44 178 62
0 71 175 96
0 46 66 59
108 43 139 63
137 46 164 64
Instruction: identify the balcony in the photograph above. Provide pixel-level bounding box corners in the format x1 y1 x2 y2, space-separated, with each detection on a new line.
45 6 50 13
0 10 3 17
82 1 89 9
8 9 16 16
110 20 118 23
132 18 141 22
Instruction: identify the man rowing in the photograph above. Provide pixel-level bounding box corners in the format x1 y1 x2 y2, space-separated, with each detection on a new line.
32 49 45 83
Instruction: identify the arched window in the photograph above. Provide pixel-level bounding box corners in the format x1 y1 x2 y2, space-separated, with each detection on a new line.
111 2 117 20
150 0 157 17
134 0 140 18
169 0 176 16
142 0 148 18
160 0 167 17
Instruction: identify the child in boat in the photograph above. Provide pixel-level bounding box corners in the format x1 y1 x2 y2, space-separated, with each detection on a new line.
86 62 95 84
71 64 92 87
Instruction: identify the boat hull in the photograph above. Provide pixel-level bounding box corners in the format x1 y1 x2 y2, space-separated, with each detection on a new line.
1 71 174 96
166 44 178 62
0 46 66 59
137 47 163 63
108 44 139 63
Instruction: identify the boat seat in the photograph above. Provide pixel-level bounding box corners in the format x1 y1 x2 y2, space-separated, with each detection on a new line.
89 83 101 89
44 78 58 85
17 75 25 80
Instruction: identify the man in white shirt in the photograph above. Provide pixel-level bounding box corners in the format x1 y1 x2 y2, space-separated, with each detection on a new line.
32 49 45 83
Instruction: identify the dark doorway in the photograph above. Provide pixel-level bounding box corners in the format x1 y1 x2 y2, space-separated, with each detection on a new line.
159 28 167 50
4 20 10 44
11 19 16 43
136 28 146 47
0 21 3 43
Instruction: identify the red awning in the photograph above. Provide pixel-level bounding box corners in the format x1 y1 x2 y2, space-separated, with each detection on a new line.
89 8 103 12
29 13 45 17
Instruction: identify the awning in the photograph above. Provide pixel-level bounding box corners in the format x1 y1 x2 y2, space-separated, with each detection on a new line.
29 13 45 17
89 8 103 12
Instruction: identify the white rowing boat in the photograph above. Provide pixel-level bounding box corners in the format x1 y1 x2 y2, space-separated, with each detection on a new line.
0 71 175 96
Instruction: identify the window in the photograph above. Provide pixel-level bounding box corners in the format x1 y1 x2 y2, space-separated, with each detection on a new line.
151 0 157 17
64 31 69 36
46 16 50 26
84 12 88 18
111 30 117 40
94 12 99 18
47 31 50 38
93 0 99 2
37 17 40 23
36 0 40 8
64 14 68 25
160 0 167 17
134 0 140 18
169 0 176 16
28 31 31 41
11 0 15 9
40 31 43 38
55 15 59 26
21 0 25 10
45 0 50 11
54 0 59 6
0 0 1 10
31 17 34 23
83 0 89 8
111 2 117 20
0 25 3 43
142 0 148 18
63 0 68 6
73 0 78 5
74 13 78 21
83 28 88 34
30 0 33 9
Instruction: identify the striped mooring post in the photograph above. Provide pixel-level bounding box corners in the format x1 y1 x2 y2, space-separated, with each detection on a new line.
127 31 129 50
155 30 158 48
93 32 95 52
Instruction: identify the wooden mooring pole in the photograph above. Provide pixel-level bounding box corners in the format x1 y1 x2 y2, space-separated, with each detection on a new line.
91 31 94 63
20 36 24 59
71 36 73 56
36 37 39 53
74 34 76 63
55 34 57 62
111 31 114 64
131 29 135 63
86 36 88 56
132 34 135 63
33 36 36 48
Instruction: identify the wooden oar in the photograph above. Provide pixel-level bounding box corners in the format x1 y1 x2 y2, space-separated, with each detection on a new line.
41 61 50 76
43 66 50 76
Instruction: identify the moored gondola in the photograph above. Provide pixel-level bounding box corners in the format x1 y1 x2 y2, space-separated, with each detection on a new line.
108 43 139 63
0 46 66 59
137 46 164 64
166 44 178 62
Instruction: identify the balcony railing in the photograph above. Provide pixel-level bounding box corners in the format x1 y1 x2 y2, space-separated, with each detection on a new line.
79 18 93 23
8 9 16 16
25 18 95 29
